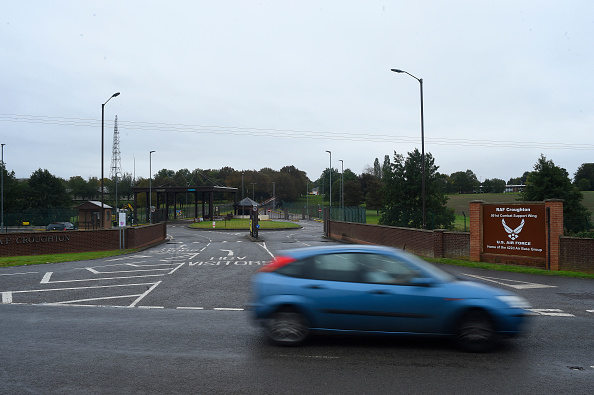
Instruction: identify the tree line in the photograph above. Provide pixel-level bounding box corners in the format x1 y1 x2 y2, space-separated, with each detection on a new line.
1 157 592 232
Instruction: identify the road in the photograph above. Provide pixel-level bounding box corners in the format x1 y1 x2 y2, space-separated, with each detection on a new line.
1 220 593 394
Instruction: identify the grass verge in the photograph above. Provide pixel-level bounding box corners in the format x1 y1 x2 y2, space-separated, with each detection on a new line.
425 256 594 279
0 249 138 268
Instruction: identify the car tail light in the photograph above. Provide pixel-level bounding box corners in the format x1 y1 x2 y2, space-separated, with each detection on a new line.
257 255 296 272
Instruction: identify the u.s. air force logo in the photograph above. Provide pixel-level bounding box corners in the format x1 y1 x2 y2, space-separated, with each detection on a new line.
502 219 525 240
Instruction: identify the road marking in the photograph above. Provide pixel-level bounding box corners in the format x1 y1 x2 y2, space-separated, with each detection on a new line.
220 249 234 256
587 310 594 313
256 241 275 258
0 272 38 276
461 274 557 289
41 272 53 283
529 309 574 317
177 307 204 310
129 281 162 307
214 307 244 311
2 292 13 304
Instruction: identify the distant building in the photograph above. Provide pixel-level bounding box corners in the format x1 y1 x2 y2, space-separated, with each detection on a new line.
505 184 525 193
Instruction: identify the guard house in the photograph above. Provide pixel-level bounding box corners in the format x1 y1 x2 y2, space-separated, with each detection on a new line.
235 197 260 217
76 201 113 229
131 185 238 221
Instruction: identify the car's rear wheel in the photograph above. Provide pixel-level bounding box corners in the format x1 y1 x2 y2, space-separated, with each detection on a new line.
265 308 309 346
455 310 496 353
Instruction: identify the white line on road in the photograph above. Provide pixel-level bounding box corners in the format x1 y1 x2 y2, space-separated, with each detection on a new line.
129 281 162 307
214 307 245 311
529 309 575 317
41 272 53 283
177 307 204 310
256 242 275 258
462 274 557 289
2 292 12 304
0 271 38 276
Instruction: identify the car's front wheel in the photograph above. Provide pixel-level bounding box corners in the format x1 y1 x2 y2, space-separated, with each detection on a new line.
265 308 309 346
455 310 496 353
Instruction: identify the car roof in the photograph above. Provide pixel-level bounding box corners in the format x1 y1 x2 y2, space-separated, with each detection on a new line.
278 244 403 260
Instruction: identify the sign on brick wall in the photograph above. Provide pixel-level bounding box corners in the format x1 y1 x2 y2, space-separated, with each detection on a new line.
482 204 546 258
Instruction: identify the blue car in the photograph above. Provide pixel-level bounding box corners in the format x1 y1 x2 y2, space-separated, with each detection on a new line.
250 245 530 352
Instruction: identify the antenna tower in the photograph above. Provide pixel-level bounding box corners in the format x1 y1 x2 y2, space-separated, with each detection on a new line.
110 115 122 179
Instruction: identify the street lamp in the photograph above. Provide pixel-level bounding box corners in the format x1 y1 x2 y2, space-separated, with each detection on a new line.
149 150 155 224
391 68 426 229
326 150 332 208
101 92 120 228
339 159 344 220
1 143 5 233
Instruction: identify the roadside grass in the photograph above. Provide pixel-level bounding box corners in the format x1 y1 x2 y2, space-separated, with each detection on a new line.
0 249 138 268
425 256 594 279
189 218 301 230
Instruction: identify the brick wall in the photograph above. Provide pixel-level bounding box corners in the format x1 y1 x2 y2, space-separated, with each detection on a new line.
327 220 593 273
559 236 594 273
0 223 166 257
328 221 469 259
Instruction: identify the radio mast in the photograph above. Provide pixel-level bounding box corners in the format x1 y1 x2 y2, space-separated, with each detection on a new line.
110 115 121 180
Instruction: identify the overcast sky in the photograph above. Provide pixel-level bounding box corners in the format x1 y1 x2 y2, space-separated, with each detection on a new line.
2 1 593 185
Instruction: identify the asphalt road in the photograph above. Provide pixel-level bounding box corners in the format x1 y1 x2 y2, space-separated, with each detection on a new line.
1 220 593 394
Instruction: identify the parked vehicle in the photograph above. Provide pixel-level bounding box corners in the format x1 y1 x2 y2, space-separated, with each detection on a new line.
46 222 76 231
249 245 531 352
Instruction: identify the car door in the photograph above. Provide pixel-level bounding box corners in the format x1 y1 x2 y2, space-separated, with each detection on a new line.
296 253 395 331
355 253 449 334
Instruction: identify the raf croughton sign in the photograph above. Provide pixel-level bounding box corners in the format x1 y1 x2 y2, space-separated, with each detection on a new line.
482 204 546 258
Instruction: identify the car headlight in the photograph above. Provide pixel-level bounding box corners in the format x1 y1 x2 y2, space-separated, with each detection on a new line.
496 295 531 309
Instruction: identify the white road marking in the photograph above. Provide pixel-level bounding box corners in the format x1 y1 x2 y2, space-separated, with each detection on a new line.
256 241 275 258
41 272 53 283
2 292 13 304
586 310 594 313
214 307 244 311
529 309 575 317
0 272 38 276
462 274 557 289
177 307 204 310
220 249 234 256
129 281 162 307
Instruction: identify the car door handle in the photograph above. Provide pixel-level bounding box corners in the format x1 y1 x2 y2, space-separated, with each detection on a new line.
305 284 324 289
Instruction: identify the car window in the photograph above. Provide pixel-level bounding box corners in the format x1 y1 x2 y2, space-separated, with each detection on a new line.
276 258 308 278
311 253 361 283
358 253 419 285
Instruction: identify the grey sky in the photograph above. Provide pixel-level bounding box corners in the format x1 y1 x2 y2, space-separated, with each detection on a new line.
1 1 592 184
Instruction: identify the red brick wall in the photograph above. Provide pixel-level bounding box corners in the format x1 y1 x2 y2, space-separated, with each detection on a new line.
559 236 594 273
0 223 166 257
327 219 593 273
328 221 469 259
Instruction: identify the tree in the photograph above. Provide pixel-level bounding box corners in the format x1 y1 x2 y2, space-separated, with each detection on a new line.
0 165 23 211
574 163 594 191
481 178 506 193
508 171 530 185
380 149 454 229
25 169 71 209
449 170 480 194
520 155 590 233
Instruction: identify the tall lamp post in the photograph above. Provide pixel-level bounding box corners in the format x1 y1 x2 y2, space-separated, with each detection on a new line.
391 68 426 229
339 159 344 220
326 150 332 208
101 92 120 228
1 143 5 233
149 150 155 224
